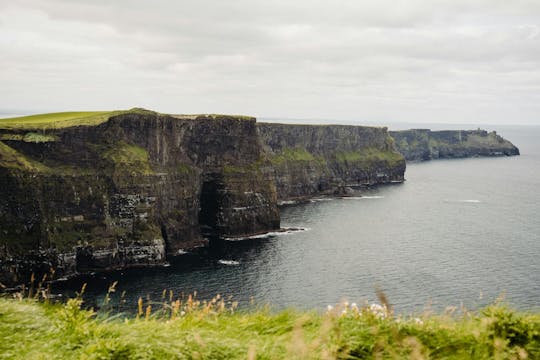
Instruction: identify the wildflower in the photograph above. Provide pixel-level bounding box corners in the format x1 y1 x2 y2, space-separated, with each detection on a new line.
369 303 388 319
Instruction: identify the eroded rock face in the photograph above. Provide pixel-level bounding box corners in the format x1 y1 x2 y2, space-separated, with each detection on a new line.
0 111 407 287
0 112 280 286
257 123 406 201
391 129 520 161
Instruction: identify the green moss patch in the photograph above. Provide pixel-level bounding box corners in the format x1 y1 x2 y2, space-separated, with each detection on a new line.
103 142 154 175
22 132 59 143
0 141 49 172
335 148 404 166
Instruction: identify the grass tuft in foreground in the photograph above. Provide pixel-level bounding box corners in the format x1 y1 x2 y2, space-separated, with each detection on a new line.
0 291 539 359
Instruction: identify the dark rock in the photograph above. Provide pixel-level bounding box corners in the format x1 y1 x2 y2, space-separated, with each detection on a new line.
0 112 406 287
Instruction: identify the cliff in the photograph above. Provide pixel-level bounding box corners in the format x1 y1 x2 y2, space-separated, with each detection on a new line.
257 124 405 201
0 110 405 287
0 110 280 286
390 129 520 161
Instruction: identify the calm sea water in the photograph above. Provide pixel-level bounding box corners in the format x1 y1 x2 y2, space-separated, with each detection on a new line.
60 125 540 314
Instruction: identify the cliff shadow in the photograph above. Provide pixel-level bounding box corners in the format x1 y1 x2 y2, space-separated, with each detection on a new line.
198 176 222 237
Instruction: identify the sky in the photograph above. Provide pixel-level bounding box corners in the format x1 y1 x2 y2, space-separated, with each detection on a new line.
1 0 540 125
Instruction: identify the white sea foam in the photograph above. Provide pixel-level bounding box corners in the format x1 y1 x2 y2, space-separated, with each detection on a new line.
278 200 298 205
341 195 384 200
310 198 333 203
218 260 240 265
444 199 481 203
224 228 309 241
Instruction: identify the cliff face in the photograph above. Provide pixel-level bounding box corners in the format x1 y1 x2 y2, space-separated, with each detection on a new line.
0 111 407 287
390 129 520 161
257 124 406 201
0 111 280 286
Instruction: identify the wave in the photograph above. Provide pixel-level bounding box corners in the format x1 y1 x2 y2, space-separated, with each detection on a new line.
341 195 385 200
224 227 309 241
310 198 334 203
444 199 481 204
278 200 298 206
218 260 240 266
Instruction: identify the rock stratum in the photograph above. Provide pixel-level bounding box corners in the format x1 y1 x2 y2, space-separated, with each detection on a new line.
391 129 520 161
0 109 404 286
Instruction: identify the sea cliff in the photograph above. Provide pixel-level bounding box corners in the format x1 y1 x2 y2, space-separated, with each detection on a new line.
391 129 520 161
0 110 282 286
257 124 405 201
0 110 404 286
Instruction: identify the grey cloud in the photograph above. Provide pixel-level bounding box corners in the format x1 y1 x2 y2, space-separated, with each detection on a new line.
1 0 539 124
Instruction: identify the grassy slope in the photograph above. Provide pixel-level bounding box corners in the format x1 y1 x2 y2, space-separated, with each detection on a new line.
0 110 255 131
0 297 538 359
0 112 114 130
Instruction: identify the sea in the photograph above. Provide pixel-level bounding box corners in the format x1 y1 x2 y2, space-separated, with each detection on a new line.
51 123 540 314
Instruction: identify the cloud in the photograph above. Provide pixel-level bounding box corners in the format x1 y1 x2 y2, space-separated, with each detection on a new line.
1 0 539 124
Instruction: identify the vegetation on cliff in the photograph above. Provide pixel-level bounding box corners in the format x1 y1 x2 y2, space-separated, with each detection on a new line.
0 109 163 130
390 129 520 161
334 148 404 168
0 111 116 130
0 295 538 359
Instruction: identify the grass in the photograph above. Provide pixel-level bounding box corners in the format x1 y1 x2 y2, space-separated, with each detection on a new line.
0 112 114 130
0 141 50 171
0 292 538 359
0 109 256 131
103 141 154 175
335 148 404 167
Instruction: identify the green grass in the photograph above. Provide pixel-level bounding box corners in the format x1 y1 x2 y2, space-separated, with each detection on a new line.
0 112 114 130
0 141 50 171
103 141 154 175
0 109 257 131
0 296 538 359
335 148 404 166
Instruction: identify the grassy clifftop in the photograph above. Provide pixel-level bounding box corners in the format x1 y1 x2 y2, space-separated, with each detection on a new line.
0 111 117 130
0 109 255 131
0 297 538 359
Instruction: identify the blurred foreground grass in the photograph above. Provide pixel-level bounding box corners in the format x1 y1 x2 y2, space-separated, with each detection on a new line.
0 293 539 359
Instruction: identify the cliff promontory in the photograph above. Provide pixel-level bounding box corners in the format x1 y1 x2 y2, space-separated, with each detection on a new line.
0 110 282 285
391 129 520 161
0 110 405 286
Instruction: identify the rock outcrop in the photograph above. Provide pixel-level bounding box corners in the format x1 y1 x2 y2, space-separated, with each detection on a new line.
257 124 405 201
390 129 520 161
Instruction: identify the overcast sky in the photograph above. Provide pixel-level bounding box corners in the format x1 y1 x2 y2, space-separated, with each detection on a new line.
1 0 539 124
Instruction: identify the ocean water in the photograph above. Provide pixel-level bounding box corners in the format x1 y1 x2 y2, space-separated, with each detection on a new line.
61 125 540 314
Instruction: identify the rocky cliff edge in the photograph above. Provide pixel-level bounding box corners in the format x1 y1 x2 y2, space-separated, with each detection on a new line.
0 110 405 286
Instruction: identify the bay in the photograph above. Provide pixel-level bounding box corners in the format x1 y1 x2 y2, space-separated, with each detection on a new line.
61 124 540 314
